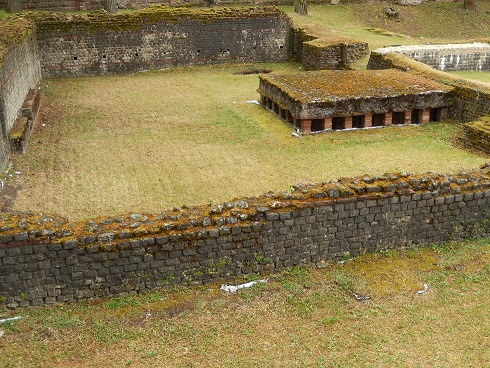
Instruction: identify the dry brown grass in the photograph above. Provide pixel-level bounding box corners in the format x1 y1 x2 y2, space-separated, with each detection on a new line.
4 63 484 220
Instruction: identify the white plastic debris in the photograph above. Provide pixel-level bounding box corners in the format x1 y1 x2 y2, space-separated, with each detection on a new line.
353 293 371 301
291 131 300 138
220 279 269 293
0 316 21 323
14 171 21 175
0 330 4 338
417 283 429 295
245 100 260 105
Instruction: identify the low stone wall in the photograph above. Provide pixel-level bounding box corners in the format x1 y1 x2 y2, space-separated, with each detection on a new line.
367 49 490 123
0 18 41 169
291 27 369 70
374 43 490 72
0 19 41 137
462 116 490 154
2 168 490 308
302 39 369 70
0 0 337 12
28 6 291 77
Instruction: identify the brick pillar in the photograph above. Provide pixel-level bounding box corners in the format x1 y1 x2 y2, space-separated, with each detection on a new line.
364 113 372 128
404 110 412 124
300 119 312 134
420 109 430 124
323 116 332 130
344 116 353 129
384 112 392 127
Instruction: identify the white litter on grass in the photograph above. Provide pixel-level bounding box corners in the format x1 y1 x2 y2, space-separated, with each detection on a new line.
337 258 354 265
291 131 300 138
245 100 260 105
220 279 269 293
417 283 429 295
14 171 21 175
0 316 21 323
0 330 4 338
353 293 371 301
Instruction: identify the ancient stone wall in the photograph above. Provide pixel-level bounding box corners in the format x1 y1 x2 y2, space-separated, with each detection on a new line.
374 43 490 72
0 24 41 138
2 168 490 308
462 116 490 154
29 6 291 78
0 19 41 169
0 0 305 12
367 48 490 123
291 27 369 70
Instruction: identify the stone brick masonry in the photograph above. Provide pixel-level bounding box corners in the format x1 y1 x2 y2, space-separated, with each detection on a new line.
32 7 291 78
1 168 490 308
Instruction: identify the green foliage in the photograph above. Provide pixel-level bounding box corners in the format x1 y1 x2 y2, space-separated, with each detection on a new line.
104 296 140 310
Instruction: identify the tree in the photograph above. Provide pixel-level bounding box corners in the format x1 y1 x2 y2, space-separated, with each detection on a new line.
294 0 308 15
6 0 22 13
105 0 117 14
463 0 476 11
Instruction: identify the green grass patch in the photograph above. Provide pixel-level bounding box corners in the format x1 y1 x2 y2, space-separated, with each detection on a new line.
449 71 490 84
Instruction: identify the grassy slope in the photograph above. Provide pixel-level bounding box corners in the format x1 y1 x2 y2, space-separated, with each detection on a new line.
0 237 489 367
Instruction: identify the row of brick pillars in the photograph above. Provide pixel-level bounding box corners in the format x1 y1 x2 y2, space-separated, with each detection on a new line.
260 96 446 134
298 109 437 134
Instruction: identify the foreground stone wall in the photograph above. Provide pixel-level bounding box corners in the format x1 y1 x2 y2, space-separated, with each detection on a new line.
29 6 291 77
2 168 490 308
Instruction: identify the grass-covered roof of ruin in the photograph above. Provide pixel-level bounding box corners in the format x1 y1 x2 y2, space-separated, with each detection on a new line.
0 17 35 66
259 69 453 104
22 5 290 33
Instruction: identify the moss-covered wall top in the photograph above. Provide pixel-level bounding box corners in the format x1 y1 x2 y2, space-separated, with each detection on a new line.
23 5 290 34
2 167 490 248
0 17 35 67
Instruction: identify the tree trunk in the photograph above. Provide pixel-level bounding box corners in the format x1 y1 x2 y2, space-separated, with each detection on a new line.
105 0 117 14
294 0 308 15
463 0 476 12
6 0 22 13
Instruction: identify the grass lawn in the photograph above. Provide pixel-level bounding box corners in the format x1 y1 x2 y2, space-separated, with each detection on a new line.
449 71 490 84
5 62 484 220
0 237 489 367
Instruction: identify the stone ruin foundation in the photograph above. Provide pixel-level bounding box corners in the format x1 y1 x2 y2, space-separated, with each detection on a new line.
258 69 453 134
